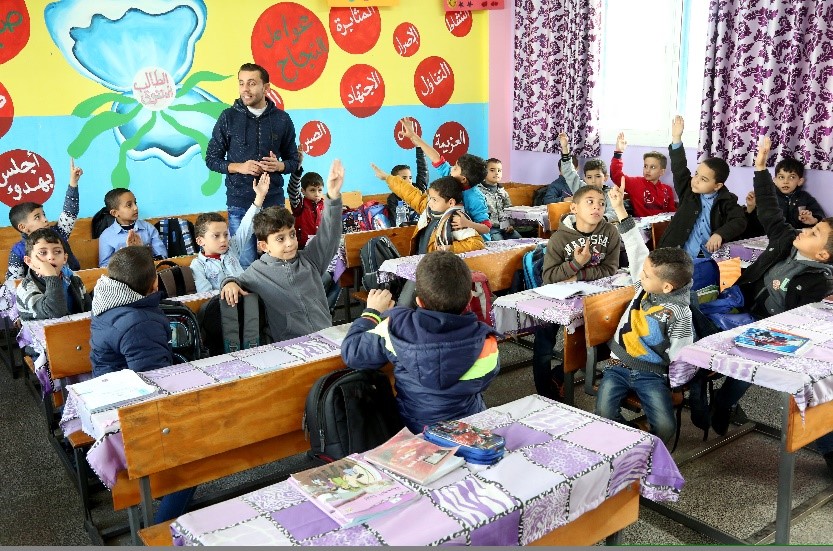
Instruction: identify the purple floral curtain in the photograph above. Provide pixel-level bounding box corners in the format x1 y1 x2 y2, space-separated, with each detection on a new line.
513 0 603 157
699 0 833 169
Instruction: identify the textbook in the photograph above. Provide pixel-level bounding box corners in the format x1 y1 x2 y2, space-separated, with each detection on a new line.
533 281 608 300
289 457 418 527
68 369 159 438
363 428 465 485
733 326 813 356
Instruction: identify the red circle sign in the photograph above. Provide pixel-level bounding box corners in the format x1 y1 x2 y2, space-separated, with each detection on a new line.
0 150 55 207
392 22 420 58
414 56 455 109
444 10 472 38
0 1 30 64
266 86 284 110
329 7 380 55
433 122 470 166
340 64 385 118
393 117 422 150
0 81 13 139
298 121 331 157
251 2 329 92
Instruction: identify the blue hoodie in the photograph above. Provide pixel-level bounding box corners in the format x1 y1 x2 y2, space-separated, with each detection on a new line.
341 307 501 432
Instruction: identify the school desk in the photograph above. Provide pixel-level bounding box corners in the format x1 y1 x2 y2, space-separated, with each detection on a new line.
667 302 833 544
168 394 684 546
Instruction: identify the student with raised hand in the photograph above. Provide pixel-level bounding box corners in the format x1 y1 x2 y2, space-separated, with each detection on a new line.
610 131 676 217
595 179 694 444
190 173 270 292
6 158 83 282
658 115 746 256
97 188 167 267
557 132 618 222
220 159 344 343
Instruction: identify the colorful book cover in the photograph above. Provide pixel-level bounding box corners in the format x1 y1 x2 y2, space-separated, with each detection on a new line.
733 326 813 356
363 428 463 485
423 420 505 450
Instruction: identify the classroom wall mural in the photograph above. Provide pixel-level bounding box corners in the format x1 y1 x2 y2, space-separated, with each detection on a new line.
0 0 489 224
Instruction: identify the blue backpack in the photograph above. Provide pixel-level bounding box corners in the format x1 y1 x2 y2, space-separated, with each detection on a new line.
358 201 391 230
522 243 546 289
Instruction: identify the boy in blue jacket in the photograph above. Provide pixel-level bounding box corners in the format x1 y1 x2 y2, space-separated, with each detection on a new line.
342 251 501 432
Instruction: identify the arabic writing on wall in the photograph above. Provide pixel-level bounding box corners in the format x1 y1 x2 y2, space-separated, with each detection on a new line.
340 64 385 118
393 21 420 58
433 121 469 165
253 2 329 91
0 1 29 64
299 120 331 157
414 56 455 108
0 150 55 207
445 9 472 37
132 67 175 111
394 117 422 149
329 7 380 54
0 81 12 139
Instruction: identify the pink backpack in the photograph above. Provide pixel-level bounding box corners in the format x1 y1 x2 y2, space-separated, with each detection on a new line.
467 271 495 327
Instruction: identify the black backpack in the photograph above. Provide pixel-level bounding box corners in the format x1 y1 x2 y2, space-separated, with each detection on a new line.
360 236 402 293
160 299 202 364
156 261 197 299
154 218 198 257
303 368 403 462
91 206 115 239
198 294 272 356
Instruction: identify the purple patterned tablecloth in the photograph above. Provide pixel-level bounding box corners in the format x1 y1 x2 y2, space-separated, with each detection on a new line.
505 205 549 228
711 236 768 264
669 303 833 413
59 326 349 489
0 279 18 321
493 273 630 334
378 238 546 283
170 395 684 546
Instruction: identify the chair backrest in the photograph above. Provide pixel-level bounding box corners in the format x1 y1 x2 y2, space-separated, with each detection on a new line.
463 244 537 292
583 286 636 348
342 191 363 209
650 220 671 250
44 318 93 380
547 202 572 231
343 227 413 268
503 183 545 207
716 258 741 291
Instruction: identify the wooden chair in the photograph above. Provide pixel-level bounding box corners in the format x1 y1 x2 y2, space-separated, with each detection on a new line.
649 220 671 250
716 257 741 291
546 202 572 232
342 191 363 209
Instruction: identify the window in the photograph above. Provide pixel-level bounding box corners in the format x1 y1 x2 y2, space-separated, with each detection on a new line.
598 0 710 146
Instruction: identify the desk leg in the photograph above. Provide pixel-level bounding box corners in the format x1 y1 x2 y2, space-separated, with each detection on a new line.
127 506 141 546
775 392 796 545
605 530 622 545
139 476 153 531
584 348 598 396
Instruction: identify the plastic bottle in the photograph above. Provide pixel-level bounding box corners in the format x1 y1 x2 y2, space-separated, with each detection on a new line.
395 200 408 227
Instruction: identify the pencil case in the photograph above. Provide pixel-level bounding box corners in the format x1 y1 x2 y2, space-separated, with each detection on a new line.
423 420 505 465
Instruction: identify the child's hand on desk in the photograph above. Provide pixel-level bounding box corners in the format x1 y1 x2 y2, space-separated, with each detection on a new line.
705 234 723 253
370 163 390 181
745 191 756 213
69 158 83 187
366 289 394 312
573 239 592 266
327 159 344 199
125 229 142 247
221 282 248 307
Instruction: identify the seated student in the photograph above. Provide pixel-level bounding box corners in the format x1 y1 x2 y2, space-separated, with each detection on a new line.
387 147 429 226
89 245 195 521
220 159 344 343
658 116 746 256
744 156 826 237
287 149 325 249
98 188 167 267
341 251 501 433
478 158 522 240
532 185 621 400
16 228 91 322
557 133 617 221
397 117 492 240
191 174 269 292
708 138 833 471
6 159 83 282
536 152 579 205
595 180 693 443
610 131 677 217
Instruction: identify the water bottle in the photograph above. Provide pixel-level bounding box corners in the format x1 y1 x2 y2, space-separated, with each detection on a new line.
395 200 408 227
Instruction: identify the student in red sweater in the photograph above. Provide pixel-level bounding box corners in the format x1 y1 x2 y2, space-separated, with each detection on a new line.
610 132 677 217
286 148 325 249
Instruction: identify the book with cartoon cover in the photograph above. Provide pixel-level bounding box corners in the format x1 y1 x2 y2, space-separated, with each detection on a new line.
363 427 464 485
734 326 813 356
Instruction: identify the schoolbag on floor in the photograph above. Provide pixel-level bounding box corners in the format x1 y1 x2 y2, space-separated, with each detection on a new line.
522 243 546 289
198 294 272 356
360 237 401 292
156 261 197 299
303 368 403 462
154 218 198 257
467 271 495 327
357 200 391 231
160 299 202 364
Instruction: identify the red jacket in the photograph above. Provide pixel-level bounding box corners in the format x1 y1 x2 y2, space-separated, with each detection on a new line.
610 154 676 217
293 198 324 248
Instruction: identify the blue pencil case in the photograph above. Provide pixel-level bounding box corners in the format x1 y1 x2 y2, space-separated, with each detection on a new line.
423 420 506 465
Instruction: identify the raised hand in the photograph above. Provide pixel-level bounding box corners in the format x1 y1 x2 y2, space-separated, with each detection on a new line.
370 163 389 181
297 147 305 167
69 158 83 187
755 135 771 170
327 159 344 199
671 115 684 143
608 177 628 221
573 239 592 266
615 132 627 152
745 191 756 213
400 117 417 140
558 132 570 155
366 288 394 312
253 172 270 207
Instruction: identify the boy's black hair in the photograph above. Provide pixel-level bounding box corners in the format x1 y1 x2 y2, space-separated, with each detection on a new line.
239 62 269 84
486 158 501 165
572 184 605 203
9 202 43 231
25 228 64 257
391 164 410 176
253 206 295 241
108 246 157 295
702 157 730 185
429 176 464 204
415 251 472 314
456 153 487 186
194 212 227 238
583 158 608 175
648 247 694 290
643 151 668 170
774 157 805 179
104 188 133 212
300 172 324 190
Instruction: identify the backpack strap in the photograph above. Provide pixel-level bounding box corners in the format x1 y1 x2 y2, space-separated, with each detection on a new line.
239 293 261 349
219 298 241 352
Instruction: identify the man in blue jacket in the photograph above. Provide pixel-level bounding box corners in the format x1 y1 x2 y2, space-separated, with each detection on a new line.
341 251 501 432
206 63 300 268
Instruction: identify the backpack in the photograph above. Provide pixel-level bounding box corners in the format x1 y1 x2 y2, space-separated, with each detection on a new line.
360 237 401 293
467 271 495 326
154 218 197 257
159 299 202 364
341 208 363 234
303 368 403 462
156 261 197 299
357 201 391 231
91 206 115 239
198 294 272 356
522 243 547 289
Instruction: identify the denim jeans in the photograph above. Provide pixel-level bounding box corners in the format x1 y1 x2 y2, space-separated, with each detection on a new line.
489 227 522 241
595 363 677 443
532 324 564 400
154 486 197 523
227 206 258 269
